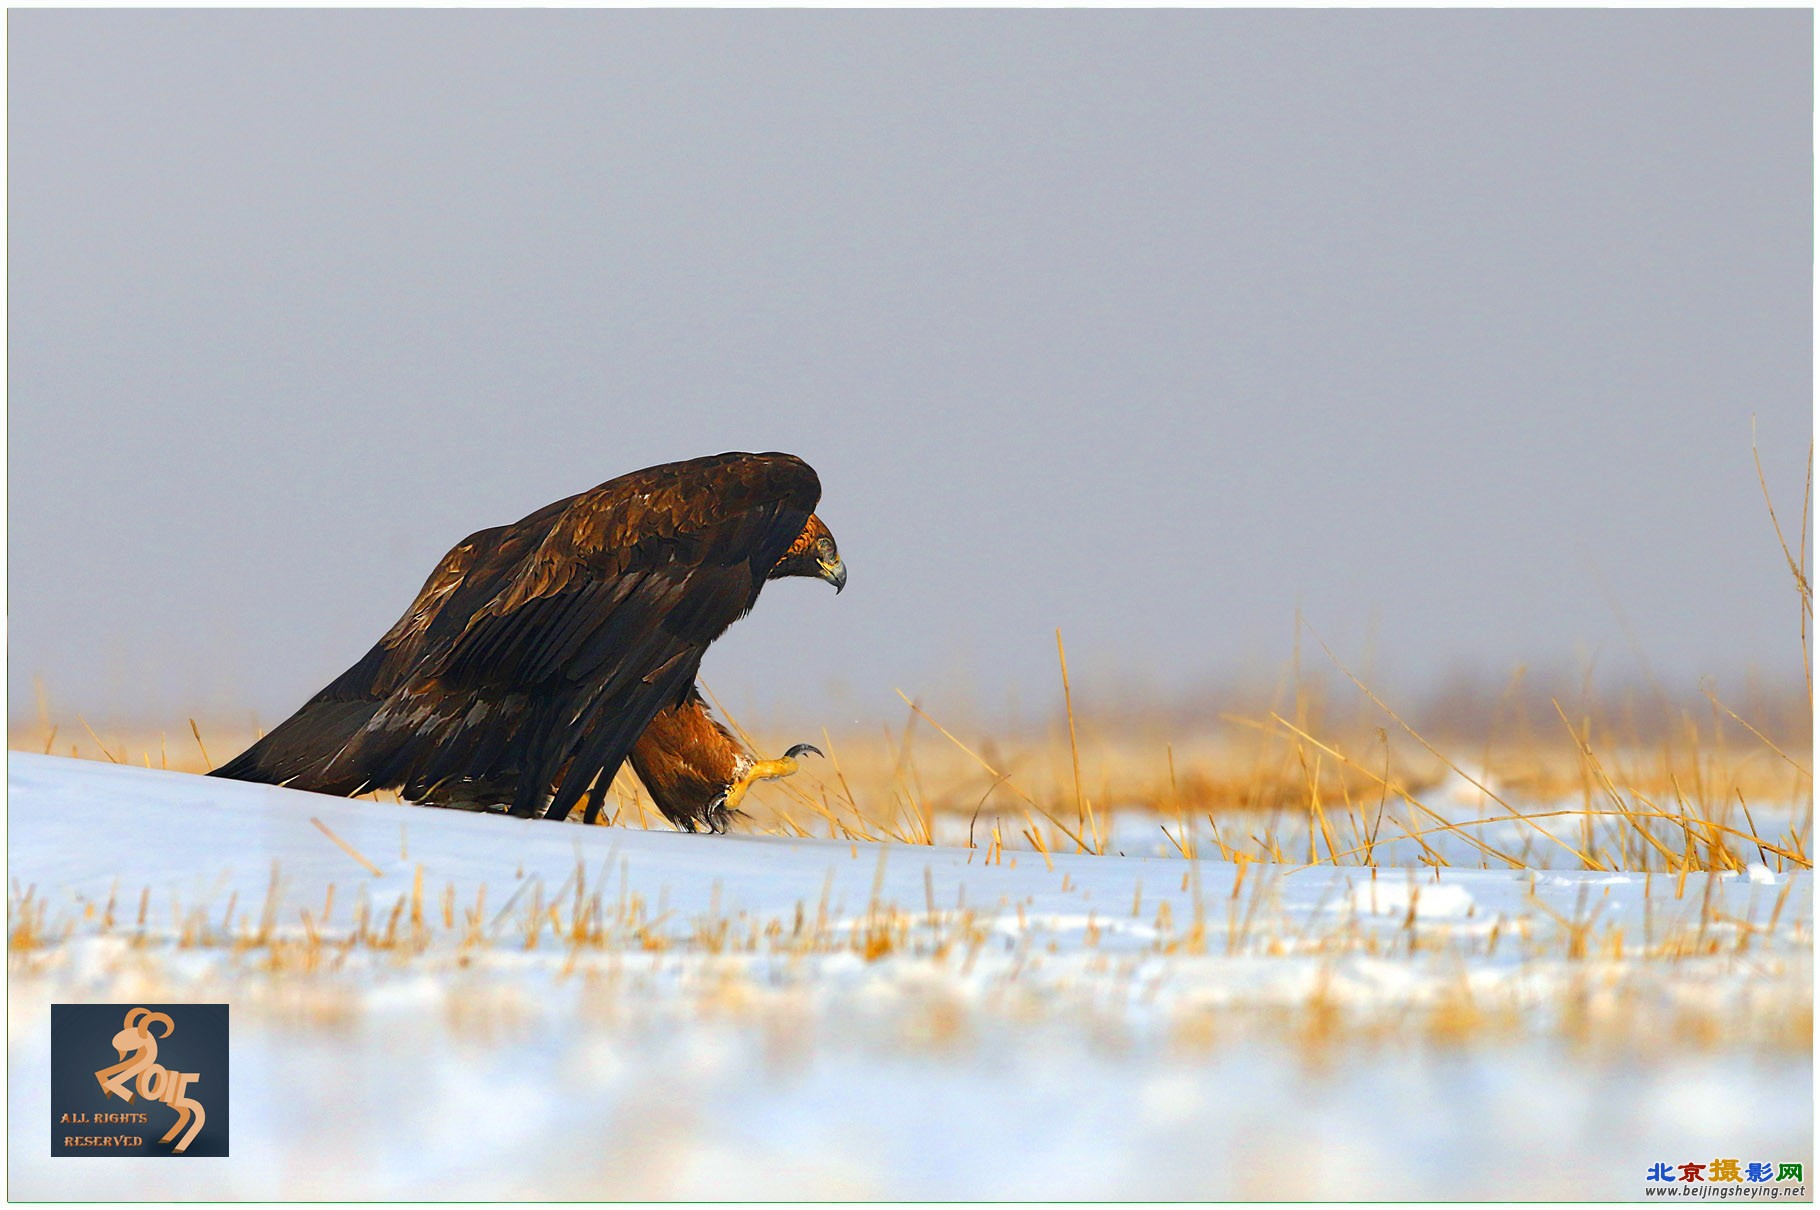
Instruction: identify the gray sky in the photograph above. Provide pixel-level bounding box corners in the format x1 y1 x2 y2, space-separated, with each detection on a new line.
9 10 1813 732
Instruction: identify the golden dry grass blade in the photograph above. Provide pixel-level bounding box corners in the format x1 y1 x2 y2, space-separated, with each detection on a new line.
1267 712 1525 868
1701 684 1811 779
1320 805 1808 868
310 817 383 877
1296 628 1605 869
188 718 212 768
894 688 1092 853
1552 699 1685 870
1055 629 1101 854
1752 419 1813 692
77 716 121 763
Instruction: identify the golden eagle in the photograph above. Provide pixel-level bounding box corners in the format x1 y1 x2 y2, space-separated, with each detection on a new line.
209 451 845 831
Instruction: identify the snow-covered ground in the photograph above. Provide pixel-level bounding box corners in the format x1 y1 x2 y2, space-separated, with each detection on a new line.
8 753 1811 1199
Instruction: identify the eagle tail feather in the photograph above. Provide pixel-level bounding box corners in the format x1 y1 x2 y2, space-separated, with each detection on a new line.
207 698 384 789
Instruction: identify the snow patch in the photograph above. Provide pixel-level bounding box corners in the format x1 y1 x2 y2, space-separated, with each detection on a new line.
1334 878 1477 918
5 753 1810 1200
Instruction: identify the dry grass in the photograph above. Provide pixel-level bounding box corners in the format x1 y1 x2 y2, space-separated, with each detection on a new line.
11 663 1811 877
11 701 1810 1059
10 834 1809 1058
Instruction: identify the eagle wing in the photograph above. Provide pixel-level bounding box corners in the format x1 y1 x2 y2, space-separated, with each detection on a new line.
204 518 547 790
213 452 820 822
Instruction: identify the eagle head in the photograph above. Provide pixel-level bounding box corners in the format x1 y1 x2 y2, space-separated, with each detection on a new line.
772 514 845 593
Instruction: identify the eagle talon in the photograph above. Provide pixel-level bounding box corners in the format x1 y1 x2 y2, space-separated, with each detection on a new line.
673 792 740 835
717 744 824 815
691 790 725 835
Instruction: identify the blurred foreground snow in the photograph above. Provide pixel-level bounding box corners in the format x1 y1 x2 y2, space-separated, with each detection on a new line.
8 754 1810 1199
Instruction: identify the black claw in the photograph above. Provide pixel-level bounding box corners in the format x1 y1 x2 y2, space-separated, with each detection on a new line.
783 743 823 760
695 792 731 835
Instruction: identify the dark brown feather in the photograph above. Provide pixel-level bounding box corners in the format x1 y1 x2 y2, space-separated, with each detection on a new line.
210 452 821 823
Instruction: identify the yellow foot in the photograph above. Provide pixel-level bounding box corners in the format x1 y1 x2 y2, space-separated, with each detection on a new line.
721 743 822 813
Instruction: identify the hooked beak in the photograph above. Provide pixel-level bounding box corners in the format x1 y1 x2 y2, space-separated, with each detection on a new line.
819 558 847 594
